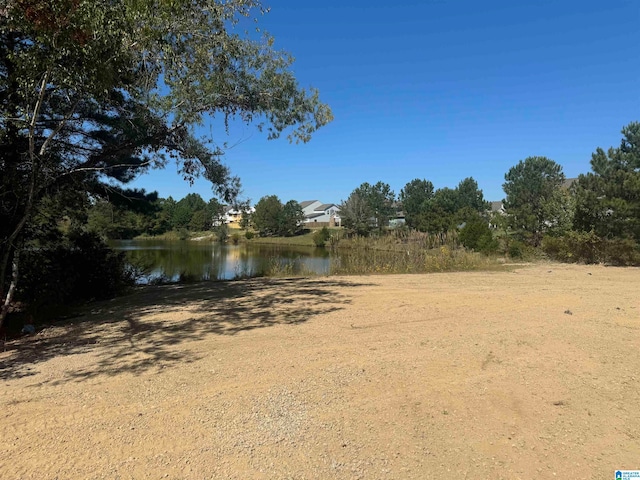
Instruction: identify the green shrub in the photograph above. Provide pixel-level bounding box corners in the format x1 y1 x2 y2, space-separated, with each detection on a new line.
507 240 526 259
312 227 331 247
542 231 640 265
244 230 255 240
230 232 241 245
459 219 498 254
541 235 567 260
604 238 640 265
215 224 228 243
477 233 499 254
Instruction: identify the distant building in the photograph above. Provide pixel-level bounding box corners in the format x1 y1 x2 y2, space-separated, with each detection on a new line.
300 200 341 226
215 205 254 226
488 201 506 229
489 201 506 215
389 202 406 228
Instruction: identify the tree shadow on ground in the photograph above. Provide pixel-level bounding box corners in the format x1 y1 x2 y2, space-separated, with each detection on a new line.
0 277 376 384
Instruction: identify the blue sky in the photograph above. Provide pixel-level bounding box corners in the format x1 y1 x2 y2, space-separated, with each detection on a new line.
128 0 640 204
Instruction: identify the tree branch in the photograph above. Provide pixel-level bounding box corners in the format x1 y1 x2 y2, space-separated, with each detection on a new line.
39 98 81 156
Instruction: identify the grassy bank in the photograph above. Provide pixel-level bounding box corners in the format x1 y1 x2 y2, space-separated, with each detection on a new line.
329 230 505 274
258 230 504 277
258 246 504 278
329 245 503 275
134 230 219 241
247 232 317 247
247 228 342 247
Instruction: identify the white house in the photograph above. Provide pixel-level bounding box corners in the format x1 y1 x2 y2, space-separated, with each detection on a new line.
487 201 506 229
300 200 341 226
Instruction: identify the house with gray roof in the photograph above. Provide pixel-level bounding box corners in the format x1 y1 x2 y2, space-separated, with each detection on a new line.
300 200 341 226
489 201 506 215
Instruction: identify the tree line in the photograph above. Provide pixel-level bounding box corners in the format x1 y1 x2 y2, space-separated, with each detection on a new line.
86 192 311 240
86 190 226 239
335 121 640 262
339 177 488 235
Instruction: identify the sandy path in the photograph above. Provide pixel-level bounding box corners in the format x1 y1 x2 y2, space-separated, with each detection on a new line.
1 263 639 479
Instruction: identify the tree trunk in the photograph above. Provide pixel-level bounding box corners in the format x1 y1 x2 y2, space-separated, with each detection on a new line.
0 251 19 330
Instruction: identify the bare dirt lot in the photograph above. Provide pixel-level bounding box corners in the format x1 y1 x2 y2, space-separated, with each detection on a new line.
1 263 639 479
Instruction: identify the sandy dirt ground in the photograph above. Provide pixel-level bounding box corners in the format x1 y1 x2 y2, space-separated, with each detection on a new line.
1 263 639 479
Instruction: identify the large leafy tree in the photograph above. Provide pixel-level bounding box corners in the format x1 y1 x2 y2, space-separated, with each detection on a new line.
0 0 332 322
503 156 565 245
421 187 460 233
278 200 304 237
252 196 303 237
456 177 489 214
399 178 434 229
573 122 640 241
339 193 373 236
174 193 207 230
400 177 488 233
252 195 283 236
348 181 395 233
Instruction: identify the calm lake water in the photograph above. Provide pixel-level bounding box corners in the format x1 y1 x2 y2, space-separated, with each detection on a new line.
110 239 333 283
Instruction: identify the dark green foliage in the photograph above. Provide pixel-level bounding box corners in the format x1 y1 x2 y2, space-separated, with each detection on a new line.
507 240 527 259
253 196 285 236
400 177 488 234
189 210 210 231
18 231 135 312
573 122 640 242
244 230 255 240
542 231 640 266
457 177 490 213
360 182 395 232
399 179 434 229
86 191 225 239
252 196 303 237
340 182 395 235
279 200 305 237
503 156 565 245
174 194 207 230
312 227 331 247
339 193 374 236
178 194 208 215
459 217 498 254
496 122 639 263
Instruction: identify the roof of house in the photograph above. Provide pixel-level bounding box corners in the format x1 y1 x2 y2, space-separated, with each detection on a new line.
299 200 319 209
314 203 337 211
305 212 325 219
490 201 504 212
562 178 578 189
